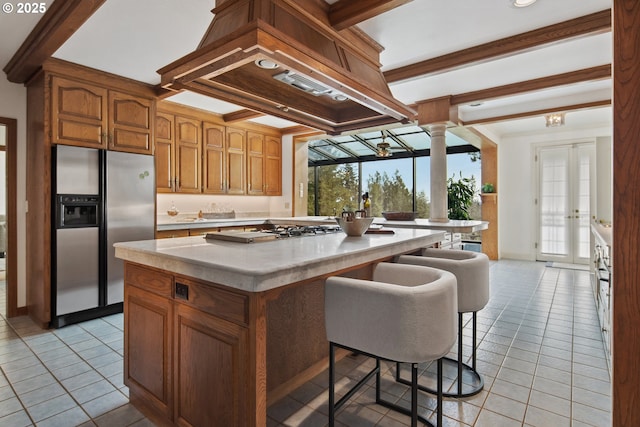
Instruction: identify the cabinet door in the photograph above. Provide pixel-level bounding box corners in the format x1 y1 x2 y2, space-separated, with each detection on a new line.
125 284 173 419
226 127 246 195
155 112 175 193
202 122 225 194
51 76 108 148
108 91 154 154
265 135 282 196
174 303 249 427
247 131 265 195
175 116 202 193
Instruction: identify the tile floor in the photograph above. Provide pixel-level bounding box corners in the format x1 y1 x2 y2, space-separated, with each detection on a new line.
0 260 611 426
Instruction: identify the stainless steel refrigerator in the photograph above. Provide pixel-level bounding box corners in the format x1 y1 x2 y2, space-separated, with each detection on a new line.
52 145 155 327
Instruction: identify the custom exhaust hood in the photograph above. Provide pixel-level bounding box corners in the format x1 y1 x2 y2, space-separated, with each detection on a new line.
157 0 416 135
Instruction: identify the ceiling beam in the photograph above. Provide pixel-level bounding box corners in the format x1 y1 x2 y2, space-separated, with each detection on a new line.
383 9 611 84
3 0 106 83
462 99 611 126
451 64 611 106
223 109 264 123
329 0 412 31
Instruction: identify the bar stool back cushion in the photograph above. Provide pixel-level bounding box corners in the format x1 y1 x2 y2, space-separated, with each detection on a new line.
398 249 489 313
325 262 457 363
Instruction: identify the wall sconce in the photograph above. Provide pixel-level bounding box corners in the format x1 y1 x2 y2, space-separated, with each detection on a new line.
545 113 565 127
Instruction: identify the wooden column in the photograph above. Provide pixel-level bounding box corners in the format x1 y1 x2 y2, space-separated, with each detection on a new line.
612 1 640 426
480 139 498 260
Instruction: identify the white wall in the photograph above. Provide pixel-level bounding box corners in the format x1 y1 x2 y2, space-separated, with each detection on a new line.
499 126 612 260
0 76 27 306
157 134 294 220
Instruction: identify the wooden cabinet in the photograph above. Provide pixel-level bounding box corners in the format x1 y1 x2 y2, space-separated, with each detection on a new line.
154 103 282 196
226 127 246 195
247 131 265 195
51 76 108 149
247 132 282 196
265 135 282 196
124 263 254 426
51 76 153 154
174 302 249 427
155 112 175 193
108 90 153 154
202 122 225 194
175 116 202 193
124 266 174 419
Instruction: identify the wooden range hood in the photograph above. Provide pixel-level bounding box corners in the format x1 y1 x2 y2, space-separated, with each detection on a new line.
157 0 416 135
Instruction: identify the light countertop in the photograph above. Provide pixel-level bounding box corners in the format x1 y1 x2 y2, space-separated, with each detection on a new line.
115 228 446 293
157 215 489 233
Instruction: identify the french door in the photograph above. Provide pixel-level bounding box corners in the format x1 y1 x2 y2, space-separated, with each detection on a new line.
536 143 595 264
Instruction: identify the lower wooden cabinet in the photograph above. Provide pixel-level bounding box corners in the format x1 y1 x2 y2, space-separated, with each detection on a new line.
124 272 173 420
174 303 249 427
124 263 255 427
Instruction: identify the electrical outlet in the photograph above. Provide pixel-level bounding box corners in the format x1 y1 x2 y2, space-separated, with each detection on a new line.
175 282 189 300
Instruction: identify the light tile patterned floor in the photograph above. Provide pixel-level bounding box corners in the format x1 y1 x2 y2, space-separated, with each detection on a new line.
0 260 612 426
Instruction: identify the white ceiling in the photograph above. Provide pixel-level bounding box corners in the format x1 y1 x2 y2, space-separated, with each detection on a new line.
0 0 613 139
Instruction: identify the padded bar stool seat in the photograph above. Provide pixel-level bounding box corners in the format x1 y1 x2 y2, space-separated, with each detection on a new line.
325 262 457 427
397 248 490 398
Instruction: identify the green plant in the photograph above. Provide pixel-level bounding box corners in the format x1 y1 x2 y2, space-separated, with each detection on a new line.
448 173 476 220
481 182 495 193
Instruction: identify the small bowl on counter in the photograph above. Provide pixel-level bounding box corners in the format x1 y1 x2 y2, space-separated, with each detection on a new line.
381 211 417 221
334 216 374 236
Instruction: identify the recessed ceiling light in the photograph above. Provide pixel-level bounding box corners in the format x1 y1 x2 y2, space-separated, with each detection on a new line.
254 59 279 69
513 0 537 7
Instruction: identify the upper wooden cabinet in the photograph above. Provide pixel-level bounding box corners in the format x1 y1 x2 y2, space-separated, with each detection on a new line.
247 131 265 195
203 122 225 194
155 112 175 193
175 116 202 193
265 135 282 196
108 90 154 154
247 132 282 196
51 76 153 154
226 127 246 195
51 76 108 149
154 102 281 196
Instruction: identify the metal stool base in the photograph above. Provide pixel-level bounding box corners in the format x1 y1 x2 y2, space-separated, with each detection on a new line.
329 342 443 427
396 311 484 398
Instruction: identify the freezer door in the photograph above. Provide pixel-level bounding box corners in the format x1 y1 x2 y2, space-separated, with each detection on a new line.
56 227 100 315
55 145 100 195
106 151 155 305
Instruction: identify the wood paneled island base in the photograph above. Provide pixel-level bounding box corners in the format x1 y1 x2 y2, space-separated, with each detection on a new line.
115 229 445 426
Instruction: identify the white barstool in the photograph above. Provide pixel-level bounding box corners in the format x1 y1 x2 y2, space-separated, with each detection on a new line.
397 248 490 397
325 262 457 427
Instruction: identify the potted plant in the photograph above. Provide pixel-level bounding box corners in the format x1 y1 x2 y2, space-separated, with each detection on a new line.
481 182 495 193
447 173 476 220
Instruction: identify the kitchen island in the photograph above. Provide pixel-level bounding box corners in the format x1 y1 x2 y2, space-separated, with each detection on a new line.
115 228 446 427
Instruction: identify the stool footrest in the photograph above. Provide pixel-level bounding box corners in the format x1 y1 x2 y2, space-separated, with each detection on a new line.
396 358 484 398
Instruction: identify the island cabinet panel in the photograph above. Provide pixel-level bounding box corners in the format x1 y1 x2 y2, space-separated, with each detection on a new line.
175 116 202 193
124 283 173 420
226 127 246 194
155 112 175 193
108 91 154 154
51 76 108 149
202 122 226 194
174 304 249 427
123 262 264 426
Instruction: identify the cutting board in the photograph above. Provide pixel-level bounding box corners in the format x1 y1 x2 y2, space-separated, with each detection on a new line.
205 231 278 243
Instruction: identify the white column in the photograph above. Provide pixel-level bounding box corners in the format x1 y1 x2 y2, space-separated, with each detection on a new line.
429 123 448 222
